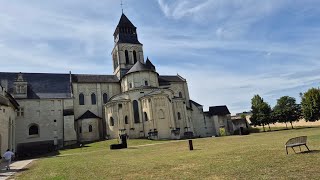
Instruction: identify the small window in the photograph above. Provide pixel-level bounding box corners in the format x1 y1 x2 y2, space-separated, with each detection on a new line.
79 126 82 133
125 50 129 64
144 112 148 121
129 83 133 89
179 92 183 98
178 112 181 120
89 125 93 132
29 124 39 136
145 81 148 86
110 117 114 126
133 50 137 63
79 93 85 105
17 107 24 117
91 93 96 105
125 116 128 124
103 93 108 104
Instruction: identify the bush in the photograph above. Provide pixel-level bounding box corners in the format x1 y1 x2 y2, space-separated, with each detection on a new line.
219 128 226 136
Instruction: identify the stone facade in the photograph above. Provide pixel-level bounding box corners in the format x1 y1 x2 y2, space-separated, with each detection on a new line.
0 85 18 155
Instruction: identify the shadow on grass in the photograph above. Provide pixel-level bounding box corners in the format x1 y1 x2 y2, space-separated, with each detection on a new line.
252 126 320 134
299 150 320 154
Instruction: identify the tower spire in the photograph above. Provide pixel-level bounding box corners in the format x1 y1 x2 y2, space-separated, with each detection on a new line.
120 0 124 14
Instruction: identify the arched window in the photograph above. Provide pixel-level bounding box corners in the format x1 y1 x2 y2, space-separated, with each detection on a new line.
79 93 85 105
144 112 148 121
103 93 108 104
110 117 114 126
91 93 96 105
133 100 140 123
133 51 137 63
125 116 128 124
125 50 129 64
145 81 148 86
29 124 39 136
89 125 93 132
179 92 183 98
178 112 181 120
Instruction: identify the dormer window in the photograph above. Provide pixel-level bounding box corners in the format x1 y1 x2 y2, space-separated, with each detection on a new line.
13 73 28 98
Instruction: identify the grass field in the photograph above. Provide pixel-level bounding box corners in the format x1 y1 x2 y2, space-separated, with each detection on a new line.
15 127 320 180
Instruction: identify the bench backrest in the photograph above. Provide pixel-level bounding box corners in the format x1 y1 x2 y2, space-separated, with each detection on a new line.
285 136 307 145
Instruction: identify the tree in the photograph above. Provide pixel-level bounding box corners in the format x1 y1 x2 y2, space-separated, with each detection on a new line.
301 88 320 122
273 96 301 129
250 95 272 131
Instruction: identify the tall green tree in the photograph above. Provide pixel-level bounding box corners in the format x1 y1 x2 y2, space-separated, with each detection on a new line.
273 96 301 129
301 88 320 122
250 95 272 131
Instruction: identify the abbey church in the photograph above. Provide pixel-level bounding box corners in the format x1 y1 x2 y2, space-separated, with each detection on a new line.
0 14 242 156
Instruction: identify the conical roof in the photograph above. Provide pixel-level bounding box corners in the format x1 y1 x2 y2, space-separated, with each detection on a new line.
145 57 156 71
126 61 156 75
117 13 136 28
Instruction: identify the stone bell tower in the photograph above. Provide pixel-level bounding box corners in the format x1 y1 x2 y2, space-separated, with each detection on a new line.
112 13 144 79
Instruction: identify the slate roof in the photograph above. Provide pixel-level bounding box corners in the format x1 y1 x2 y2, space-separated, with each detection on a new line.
72 74 119 83
0 95 9 106
158 75 186 86
126 61 156 75
76 110 102 121
117 13 136 28
0 72 72 99
190 100 203 107
145 58 156 71
209 106 231 116
114 13 141 45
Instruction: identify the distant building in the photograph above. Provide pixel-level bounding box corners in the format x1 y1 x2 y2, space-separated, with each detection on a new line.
0 13 234 155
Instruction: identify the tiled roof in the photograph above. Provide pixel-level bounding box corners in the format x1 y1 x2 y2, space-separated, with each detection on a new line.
72 74 119 83
76 110 102 121
209 106 231 116
0 72 72 99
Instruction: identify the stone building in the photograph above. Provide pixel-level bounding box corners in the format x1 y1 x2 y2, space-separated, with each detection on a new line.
0 84 19 155
0 13 233 154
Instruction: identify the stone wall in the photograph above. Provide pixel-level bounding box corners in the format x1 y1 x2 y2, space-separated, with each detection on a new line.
0 101 16 155
15 99 65 149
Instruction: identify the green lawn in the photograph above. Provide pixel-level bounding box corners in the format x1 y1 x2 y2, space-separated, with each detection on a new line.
15 127 320 180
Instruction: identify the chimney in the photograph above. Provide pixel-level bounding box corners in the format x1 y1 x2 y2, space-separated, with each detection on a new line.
1 79 8 92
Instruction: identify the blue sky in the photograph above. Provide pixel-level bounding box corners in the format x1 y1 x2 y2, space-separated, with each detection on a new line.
1 0 320 114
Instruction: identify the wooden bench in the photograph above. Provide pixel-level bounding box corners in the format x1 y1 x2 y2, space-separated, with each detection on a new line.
285 136 310 154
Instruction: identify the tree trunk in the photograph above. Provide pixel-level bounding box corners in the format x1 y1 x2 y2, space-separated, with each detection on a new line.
268 123 271 131
285 123 288 129
262 124 265 132
290 121 294 129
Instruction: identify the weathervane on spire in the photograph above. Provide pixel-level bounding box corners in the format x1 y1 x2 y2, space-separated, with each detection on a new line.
120 0 124 14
